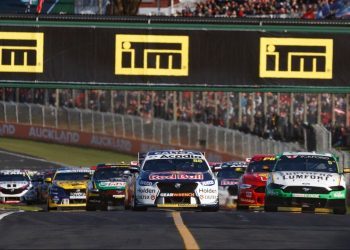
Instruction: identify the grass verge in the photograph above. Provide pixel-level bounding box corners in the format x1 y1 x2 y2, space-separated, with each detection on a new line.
0 204 43 212
0 138 136 166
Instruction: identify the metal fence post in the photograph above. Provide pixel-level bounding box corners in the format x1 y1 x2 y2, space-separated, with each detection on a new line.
102 113 105 134
42 105 45 127
15 103 19 124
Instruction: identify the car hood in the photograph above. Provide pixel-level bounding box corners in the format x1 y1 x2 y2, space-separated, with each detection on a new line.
272 171 341 187
0 181 29 189
242 172 269 185
95 179 126 190
54 180 88 189
141 171 213 182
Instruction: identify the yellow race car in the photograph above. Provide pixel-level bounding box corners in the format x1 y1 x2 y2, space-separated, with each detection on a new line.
45 168 93 211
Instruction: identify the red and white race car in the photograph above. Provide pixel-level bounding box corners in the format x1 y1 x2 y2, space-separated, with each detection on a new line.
237 154 276 209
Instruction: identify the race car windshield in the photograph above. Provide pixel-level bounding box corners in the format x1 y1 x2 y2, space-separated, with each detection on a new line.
54 172 91 181
94 168 127 181
0 174 29 182
246 160 276 173
142 159 209 172
274 156 338 173
217 169 243 179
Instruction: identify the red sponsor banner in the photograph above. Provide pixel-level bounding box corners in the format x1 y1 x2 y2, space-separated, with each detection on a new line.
149 172 204 181
0 122 241 161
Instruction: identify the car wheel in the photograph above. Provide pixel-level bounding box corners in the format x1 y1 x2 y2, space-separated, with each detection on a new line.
264 197 278 212
86 201 97 211
46 201 56 212
333 207 347 215
132 197 147 211
236 204 249 210
201 204 219 212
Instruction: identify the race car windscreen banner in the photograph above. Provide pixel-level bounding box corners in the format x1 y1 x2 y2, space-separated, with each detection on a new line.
0 25 348 87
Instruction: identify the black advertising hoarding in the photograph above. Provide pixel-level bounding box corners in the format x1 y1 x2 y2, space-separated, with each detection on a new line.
0 25 348 87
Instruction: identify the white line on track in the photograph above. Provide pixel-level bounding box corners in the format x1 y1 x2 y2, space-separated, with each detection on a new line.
0 211 22 222
237 214 250 222
47 0 60 14
0 149 67 167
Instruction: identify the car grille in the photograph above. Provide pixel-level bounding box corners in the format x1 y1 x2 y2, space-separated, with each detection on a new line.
283 186 330 194
255 186 266 193
64 189 86 195
157 183 198 193
1 188 25 195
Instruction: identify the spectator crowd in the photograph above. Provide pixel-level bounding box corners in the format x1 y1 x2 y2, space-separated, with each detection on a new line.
1 88 349 148
177 0 350 19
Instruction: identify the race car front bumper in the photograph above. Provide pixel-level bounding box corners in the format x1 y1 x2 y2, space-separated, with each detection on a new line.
238 187 265 207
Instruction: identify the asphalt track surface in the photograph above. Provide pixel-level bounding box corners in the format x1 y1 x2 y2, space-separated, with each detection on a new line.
0 150 350 249
0 149 65 170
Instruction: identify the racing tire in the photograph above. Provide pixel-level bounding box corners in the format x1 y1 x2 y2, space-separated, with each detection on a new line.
264 197 278 212
333 207 347 215
201 205 219 212
132 205 148 211
132 197 147 211
46 202 56 212
86 202 97 211
236 204 249 210
264 205 278 212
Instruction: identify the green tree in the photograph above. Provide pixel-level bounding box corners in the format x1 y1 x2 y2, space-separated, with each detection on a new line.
106 0 142 15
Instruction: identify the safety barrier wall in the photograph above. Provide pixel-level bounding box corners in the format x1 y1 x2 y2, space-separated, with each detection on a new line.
0 101 303 162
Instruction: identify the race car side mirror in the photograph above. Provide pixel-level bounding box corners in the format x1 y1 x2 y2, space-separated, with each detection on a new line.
44 177 52 183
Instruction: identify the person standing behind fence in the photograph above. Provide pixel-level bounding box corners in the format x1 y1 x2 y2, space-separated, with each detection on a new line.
25 0 32 13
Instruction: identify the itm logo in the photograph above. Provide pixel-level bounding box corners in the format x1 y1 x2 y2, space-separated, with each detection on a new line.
259 38 333 79
0 32 44 73
115 34 189 76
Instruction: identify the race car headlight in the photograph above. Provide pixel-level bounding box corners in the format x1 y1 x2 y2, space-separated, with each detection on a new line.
201 180 215 186
239 184 252 189
330 186 345 191
268 183 284 189
139 180 153 186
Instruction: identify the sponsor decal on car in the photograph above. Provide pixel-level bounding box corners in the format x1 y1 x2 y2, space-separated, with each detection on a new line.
198 188 216 194
292 193 320 198
137 188 157 194
221 179 238 186
199 195 217 200
99 182 125 187
160 193 195 197
281 172 333 181
149 173 203 181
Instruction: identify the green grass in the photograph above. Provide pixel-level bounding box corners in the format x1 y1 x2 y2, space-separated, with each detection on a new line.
0 138 135 167
0 204 43 212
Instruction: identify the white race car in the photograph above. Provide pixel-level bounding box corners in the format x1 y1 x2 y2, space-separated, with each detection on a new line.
265 152 348 214
128 150 219 211
0 170 32 204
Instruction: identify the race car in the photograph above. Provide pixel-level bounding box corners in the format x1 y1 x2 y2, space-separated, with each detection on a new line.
22 173 44 204
46 167 93 211
86 163 134 211
127 150 219 211
0 170 32 204
237 154 276 209
264 152 348 214
215 161 247 207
